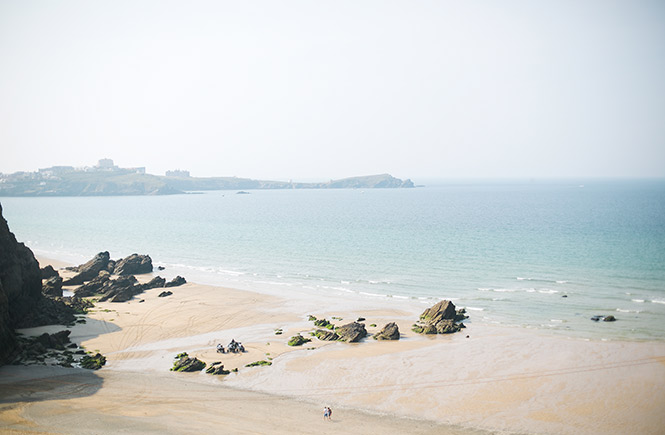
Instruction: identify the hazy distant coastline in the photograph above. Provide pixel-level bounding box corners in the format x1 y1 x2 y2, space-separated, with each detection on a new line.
0 159 414 197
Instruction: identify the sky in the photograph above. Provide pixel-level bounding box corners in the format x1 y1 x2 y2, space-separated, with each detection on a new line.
1 0 664 181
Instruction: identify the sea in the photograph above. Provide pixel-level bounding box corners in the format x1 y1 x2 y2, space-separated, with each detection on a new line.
2 179 664 341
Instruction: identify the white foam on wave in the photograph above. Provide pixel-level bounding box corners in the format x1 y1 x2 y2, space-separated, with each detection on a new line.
465 306 484 311
616 308 641 313
651 299 665 305
538 289 559 294
632 299 645 303
556 280 568 284
550 319 564 323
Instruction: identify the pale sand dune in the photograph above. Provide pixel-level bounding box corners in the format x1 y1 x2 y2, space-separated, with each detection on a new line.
1 257 664 434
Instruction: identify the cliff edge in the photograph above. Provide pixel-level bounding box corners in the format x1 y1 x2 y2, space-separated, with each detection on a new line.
0 202 43 364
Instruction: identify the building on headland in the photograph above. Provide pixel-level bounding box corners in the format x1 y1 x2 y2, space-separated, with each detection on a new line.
166 169 190 177
96 158 116 169
38 166 76 178
92 159 144 174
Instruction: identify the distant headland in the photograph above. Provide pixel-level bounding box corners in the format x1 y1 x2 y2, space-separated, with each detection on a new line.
0 159 414 197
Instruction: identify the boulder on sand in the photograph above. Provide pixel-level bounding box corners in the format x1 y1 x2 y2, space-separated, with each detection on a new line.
412 300 466 335
171 352 206 372
335 322 367 342
142 276 166 290
373 322 400 340
165 276 186 288
113 254 153 275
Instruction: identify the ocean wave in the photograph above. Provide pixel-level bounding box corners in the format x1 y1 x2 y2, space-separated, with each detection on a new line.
465 306 484 311
651 299 665 305
632 299 645 303
616 308 641 313
538 289 559 294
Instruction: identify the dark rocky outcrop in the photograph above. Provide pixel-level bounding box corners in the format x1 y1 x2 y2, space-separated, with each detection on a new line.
171 352 206 372
113 254 153 275
158 291 173 298
42 276 63 297
373 322 400 340
206 362 230 375
73 272 111 297
314 329 339 341
40 265 59 279
142 276 166 290
62 252 111 285
335 322 367 342
35 330 71 350
412 300 466 335
0 203 44 364
74 271 176 302
165 276 186 288
97 276 141 303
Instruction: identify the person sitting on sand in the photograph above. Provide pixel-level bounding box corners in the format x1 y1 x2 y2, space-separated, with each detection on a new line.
216 343 224 353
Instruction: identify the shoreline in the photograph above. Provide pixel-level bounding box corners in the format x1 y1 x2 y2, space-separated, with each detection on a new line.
1 256 665 434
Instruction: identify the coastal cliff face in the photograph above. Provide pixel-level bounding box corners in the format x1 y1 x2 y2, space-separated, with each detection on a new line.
0 203 42 364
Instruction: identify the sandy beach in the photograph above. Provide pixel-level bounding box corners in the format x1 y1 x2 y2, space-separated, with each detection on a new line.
1 257 664 434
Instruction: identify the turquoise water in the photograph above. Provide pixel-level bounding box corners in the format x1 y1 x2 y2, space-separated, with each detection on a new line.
2 179 664 341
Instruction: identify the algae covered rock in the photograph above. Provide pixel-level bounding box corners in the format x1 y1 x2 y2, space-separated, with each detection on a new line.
171 352 206 372
80 353 106 370
335 322 367 342
288 334 311 346
206 362 230 375
313 318 334 329
373 322 400 340
245 360 272 367
412 300 466 335
314 329 339 341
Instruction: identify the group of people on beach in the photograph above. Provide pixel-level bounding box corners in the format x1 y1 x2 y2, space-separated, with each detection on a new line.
216 339 244 354
323 406 333 421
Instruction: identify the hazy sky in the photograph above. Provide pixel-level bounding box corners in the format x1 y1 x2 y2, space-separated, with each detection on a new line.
1 1 664 180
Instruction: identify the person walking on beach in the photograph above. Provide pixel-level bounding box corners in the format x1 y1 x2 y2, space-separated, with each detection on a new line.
323 407 330 420
327 406 332 421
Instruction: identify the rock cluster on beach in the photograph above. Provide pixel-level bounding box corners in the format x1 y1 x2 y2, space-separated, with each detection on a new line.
63 252 186 303
412 300 467 334
12 329 105 369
